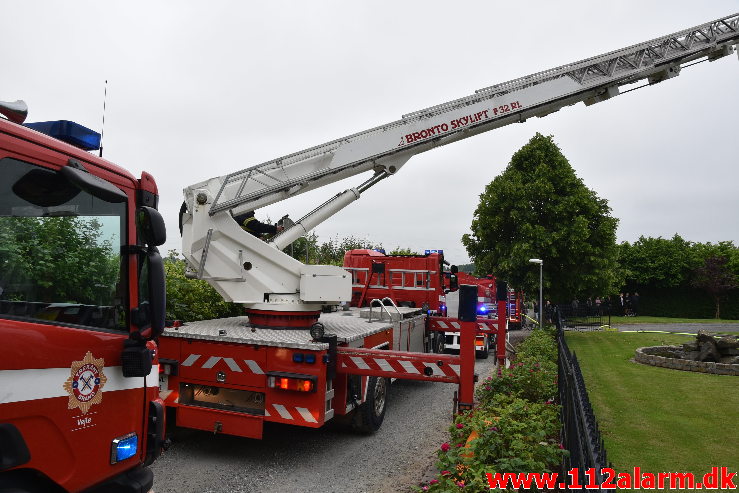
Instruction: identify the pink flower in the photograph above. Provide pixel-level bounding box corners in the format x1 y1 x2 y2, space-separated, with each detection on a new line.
490 426 498 431
440 442 450 452
441 470 451 476
429 479 439 485
456 443 464 448
422 487 429 491
456 423 464 429
457 482 466 488
559 443 565 449
485 386 491 390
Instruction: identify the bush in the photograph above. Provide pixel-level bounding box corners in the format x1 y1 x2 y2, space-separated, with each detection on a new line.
475 359 556 405
425 396 564 491
164 251 243 321
418 328 564 492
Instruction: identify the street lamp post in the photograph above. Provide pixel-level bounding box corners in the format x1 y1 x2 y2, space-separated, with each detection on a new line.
529 259 543 327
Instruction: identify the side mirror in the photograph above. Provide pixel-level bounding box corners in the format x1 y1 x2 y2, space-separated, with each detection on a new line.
451 265 458 274
137 206 167 247
131 249 166 341
147 249 166 339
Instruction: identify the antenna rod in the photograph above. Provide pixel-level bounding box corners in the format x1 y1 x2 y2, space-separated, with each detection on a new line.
100 80 107 158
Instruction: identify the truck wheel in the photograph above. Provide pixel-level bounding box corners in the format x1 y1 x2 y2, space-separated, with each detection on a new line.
434 333 445 354
0 472 62 493
353 376 388 434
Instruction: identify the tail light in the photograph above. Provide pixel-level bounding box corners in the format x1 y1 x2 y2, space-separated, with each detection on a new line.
267 372 317 393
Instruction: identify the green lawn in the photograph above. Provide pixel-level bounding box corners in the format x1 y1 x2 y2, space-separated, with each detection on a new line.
565 332 738 482
608 315 739 325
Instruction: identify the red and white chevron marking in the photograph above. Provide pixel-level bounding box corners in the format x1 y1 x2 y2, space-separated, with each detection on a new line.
263 403 319 424
428 317 498 334
337 347 460 383
180 354 265 375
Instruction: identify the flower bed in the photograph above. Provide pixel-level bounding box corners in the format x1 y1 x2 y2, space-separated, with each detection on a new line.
417 328 566 492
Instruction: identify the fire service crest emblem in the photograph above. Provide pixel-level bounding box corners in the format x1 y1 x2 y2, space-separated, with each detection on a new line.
63 351 108 414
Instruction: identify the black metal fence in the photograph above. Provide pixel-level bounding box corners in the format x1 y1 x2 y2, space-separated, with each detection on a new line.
556 304 610 331
557 311 612 491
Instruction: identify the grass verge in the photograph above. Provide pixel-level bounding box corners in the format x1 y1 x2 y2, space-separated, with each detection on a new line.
566 331 738 478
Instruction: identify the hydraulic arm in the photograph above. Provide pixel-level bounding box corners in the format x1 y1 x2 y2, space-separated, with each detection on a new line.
181 13 738 327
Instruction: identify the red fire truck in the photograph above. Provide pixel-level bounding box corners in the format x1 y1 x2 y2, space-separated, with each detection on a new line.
455 272 496 316
163 14 736 440
341 249 499 357
0 102 167 492
507 290 524 330
343 249 450 313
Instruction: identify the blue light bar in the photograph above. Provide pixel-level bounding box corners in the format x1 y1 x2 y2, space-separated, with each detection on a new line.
292 353 304 363
424 249 443 255
111 433 138 464
304 353 316 364
25 120 101 151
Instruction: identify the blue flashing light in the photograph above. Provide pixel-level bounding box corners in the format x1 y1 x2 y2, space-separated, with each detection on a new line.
373 248 386 254
292 353 304 363
478 305 488 314
112 433 138 464
304 353 316 364
424 249 444 255
25 120 101 151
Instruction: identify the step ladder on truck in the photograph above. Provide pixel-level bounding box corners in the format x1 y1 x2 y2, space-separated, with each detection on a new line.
161 13 739 439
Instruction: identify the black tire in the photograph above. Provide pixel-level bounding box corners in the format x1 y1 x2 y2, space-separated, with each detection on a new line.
434 333 445 354
0 471 64 493
353 376 388 434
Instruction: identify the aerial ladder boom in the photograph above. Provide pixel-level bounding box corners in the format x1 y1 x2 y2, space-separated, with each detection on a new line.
181 13 738 327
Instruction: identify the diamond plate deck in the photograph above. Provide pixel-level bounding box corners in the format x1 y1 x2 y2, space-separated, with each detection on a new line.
162 307 425 350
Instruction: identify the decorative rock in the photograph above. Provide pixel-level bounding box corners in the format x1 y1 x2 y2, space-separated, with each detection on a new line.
716 336 739 350
682 342 699 351
698 340 721 362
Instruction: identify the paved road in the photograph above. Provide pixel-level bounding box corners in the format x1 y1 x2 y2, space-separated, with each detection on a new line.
151 354 498 493
612 323 739 334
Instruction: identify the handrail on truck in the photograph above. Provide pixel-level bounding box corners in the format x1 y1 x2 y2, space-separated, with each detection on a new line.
367 297 402 323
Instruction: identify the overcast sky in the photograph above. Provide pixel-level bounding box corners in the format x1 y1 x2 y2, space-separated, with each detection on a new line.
4 2 738 265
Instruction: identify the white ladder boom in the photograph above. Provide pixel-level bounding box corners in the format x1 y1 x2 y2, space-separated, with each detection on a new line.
200 13 738 217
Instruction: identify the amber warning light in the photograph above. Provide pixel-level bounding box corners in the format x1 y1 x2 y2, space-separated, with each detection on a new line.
267 372 317 393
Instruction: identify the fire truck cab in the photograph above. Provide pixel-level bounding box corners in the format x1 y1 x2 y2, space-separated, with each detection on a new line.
0 102 167 492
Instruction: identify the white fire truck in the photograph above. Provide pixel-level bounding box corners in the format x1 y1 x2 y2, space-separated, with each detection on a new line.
159 14 738 439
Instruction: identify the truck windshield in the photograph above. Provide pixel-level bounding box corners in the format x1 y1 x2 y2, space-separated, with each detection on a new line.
0 157 127 330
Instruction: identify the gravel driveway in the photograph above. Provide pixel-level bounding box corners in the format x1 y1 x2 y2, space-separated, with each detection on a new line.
151 353 500 493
